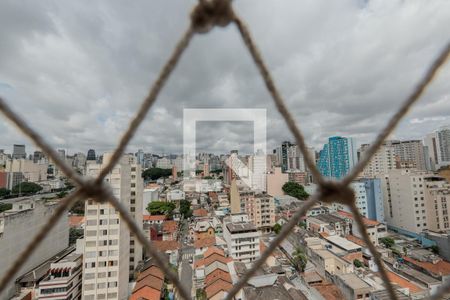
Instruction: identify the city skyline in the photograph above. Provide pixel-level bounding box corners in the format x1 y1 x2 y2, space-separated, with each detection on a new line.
1 1 450 154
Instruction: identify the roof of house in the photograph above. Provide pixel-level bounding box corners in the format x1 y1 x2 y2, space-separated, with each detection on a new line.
131 264 164 300
205 279 233 299
162 220 178 233
193 208 208 217
204 246 225 258
143 215 166 222
138 265 164 282
194 237 216 249
403 255 450 276
204 253 232 267
152 240 180 252
385 270 424 293
68 215 84 227
130 286 161 300
205 261 229 276
205 269 232 287
313 282 345 300
345 235 367 247
336 210 381 227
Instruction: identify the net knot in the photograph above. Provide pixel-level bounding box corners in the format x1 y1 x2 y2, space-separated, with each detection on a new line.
80 179 113 204
191 0 233 33
318 181 355 205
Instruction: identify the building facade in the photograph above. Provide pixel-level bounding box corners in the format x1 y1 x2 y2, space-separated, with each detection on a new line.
318 136 357 180
223 214 260 264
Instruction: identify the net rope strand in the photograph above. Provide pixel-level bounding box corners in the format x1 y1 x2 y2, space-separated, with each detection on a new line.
0 0 449 299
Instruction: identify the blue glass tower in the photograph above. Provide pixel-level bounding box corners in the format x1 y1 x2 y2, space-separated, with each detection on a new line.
318 136 356 180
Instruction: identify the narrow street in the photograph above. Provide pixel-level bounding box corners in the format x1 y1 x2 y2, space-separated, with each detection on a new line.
178 219 194 298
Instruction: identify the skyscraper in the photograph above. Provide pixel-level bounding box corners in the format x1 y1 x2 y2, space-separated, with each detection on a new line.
318 136 357 180
12 144 26 159
424 127 450 170
86 149 96 161
82 153 143 300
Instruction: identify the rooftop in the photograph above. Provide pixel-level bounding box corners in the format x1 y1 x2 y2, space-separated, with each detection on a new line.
403 255 450 276
226 222 257 233
313 213 346 224
336 210 381 226
337 273 372 290
385 270 424 293
325 235 362 252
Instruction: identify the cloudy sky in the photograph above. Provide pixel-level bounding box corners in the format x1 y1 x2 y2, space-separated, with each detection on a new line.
0 0 449 156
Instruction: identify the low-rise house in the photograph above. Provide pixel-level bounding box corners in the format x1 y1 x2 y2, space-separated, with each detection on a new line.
334 273 373 300
162 220 178 241
335 210 387 246
130 262 165 300
306 214 350 236
143 215 166 225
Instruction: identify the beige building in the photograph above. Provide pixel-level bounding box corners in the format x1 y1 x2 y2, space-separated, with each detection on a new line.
4 158 48 186
385 140 427 170
425 176 450 231
379 169 430 234
240 192 275 233
82 153 143 300
266 167 288 197
360 144 396 178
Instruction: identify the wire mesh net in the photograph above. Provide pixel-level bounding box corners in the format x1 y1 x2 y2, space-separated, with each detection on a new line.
0 1 449 299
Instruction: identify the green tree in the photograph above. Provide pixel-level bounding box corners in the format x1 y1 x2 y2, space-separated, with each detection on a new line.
273 223 282 234
282 182 309 200
196 289 207 300
142 168 172 181
353 259 363 268
69 228 84 245
70 199 85 215
203 176 214 179
292 247 308 272
380 237 395 248
12 182 43 195
0 203 12 213
0 188 11 198
147 201 176 216
57 191 68 198
430 245 439 254
180 200 192 218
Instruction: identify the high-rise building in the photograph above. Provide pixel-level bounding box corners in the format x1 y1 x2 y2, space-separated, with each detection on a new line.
266 167 288 197
230 178 241 214
135 149 144 166
248 150 266 192
424 175 450 231
82 153 143 300
240 192 275 233
86 149 96 161
424 127 450 170
385 140 426 170
280 141 292 172
361 178 385 223
33 150 44 163
333 181 368 217
378 169 429 235
223 213 260 263
12 144 26 159
58 149 66 160
360 144 396 178
318 136 357 180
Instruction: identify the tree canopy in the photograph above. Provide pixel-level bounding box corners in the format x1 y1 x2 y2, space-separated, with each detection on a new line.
380 237 395 248
292 247 308 272
282 182 309 200
180 200 192 218
0 188 11 198
12 182 43 195
0 203 12 213
273 223 282 234
142 168 172 181
147 201 176 216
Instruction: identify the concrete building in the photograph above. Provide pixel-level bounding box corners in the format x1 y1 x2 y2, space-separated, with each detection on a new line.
266 167 288 197
360 178 385 223
128 156 143 274
334 273 373 300
0 198 69 299
424 175 450 231
333 181 368 217
318 136 357 180
379 169 429 234
386 140 427 170
240 192 275 233
230 179 241 214
223 214 260 264
360 144 396 178
4 159 48 186
143 186 160 215
248 151 267 192
425 127 450 170
12 144 26 159
37 253 82 300
155 157 172 169
82 153 142 300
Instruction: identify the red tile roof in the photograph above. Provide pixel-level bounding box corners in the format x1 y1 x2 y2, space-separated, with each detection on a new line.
152 240 180 252
138 265 164 282
193 208 208 217
143 215 166 222
403 256 450 276
205 279 233 299
194 237 216 249
204 253 232 267
130 286 161 300
337 210 380 226
162 220 178 233
386 271 423 293
345 235 366 247
131 265 164 300
69 216 84 227
205 269 232 287
204 246 225 258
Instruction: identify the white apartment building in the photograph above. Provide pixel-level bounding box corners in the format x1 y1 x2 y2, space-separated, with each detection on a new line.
239 192 275 233
379 169 429 234
83 153 142 300
155 157 172 169
37 252 82 300
0 198 69 299
360 144 396 178
128 156 143 275
223 214 260 264
248 152 267 192
424 176 450 231
424 128 450 170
